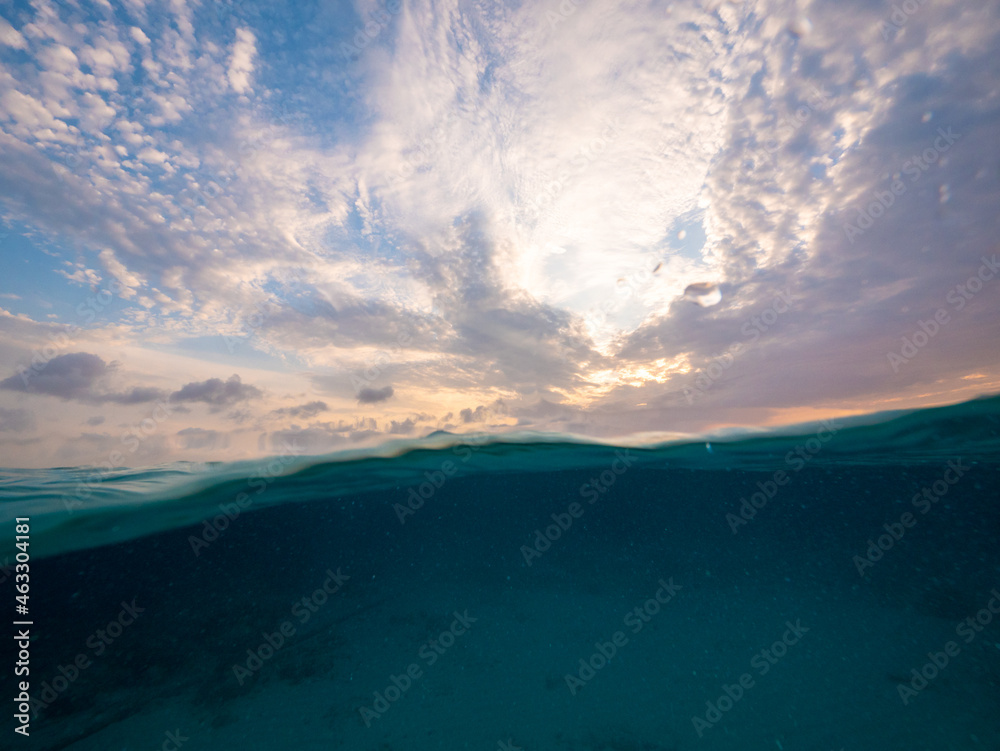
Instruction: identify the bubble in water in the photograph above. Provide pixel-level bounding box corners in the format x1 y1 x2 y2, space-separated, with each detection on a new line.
683 282 722 307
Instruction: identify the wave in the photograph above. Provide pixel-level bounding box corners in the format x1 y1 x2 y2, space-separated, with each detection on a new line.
2 394 998 560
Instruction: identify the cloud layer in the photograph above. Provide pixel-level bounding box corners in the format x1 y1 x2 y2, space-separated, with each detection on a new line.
0 0 998 467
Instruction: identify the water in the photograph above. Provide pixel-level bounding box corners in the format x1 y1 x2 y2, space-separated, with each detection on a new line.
2 396 999 750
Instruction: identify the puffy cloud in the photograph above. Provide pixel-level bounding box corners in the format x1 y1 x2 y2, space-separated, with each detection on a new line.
0 17 27 50
460 399 507 424
227 28 256 93
388 418 415 434
57 264 102 286
270 400 329 419
357 386 394 404
0 352 166 404
0 352 104 399
79 37 131 76
169 374 263 409
0 89 75 141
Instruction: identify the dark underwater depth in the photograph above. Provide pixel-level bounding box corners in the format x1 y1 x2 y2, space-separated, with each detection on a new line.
2 397 999 750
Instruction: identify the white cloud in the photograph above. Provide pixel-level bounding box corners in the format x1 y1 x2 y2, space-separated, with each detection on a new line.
227 28 256 94
0 17 27 50
79 37 131 76
97 249 143 299
136 146 169 164
57 265 102 286
37 43 80 75
0 88 75 140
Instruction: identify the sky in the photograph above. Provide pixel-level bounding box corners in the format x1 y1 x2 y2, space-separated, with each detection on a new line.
0 0 998 468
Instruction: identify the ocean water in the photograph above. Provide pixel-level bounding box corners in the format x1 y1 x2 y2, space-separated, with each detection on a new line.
2 397 999 750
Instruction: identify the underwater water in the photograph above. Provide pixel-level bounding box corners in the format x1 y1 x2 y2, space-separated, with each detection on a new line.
2 397 999 751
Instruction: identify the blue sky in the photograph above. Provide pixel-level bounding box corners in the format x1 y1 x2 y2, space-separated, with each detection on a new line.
0 0 998 467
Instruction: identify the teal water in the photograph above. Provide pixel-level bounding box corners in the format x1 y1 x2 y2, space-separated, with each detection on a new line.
2 396 999 749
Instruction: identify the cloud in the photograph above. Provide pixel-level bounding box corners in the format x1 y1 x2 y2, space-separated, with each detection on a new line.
169 374 262 410
52 431 172 467
0 18 27 50
104 386 170 404
0 407 34 432
227 28 256 93
0 352 166 404
460 399 507 424
511 397 583 428
270 400 329 419
0 352 105 399
0 0 998 467
85 415 105 426
0 354 267 420
56 264 102 286
388 418 415 434
267 425 345 453
176 427 229 450
357 386 394 404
